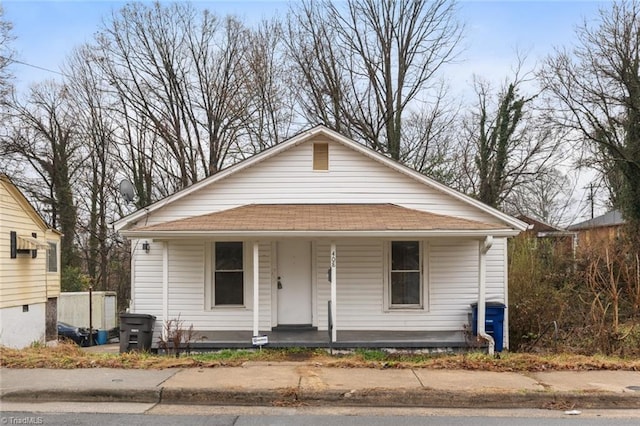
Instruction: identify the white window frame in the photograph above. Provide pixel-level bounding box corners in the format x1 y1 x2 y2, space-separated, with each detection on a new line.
46 241 58 273
383 240 428 311
205 241 252 310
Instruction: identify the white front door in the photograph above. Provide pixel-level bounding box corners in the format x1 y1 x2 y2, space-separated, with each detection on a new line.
277 240 312 325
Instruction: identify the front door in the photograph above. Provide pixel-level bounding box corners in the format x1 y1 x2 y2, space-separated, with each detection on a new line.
277 241 312 325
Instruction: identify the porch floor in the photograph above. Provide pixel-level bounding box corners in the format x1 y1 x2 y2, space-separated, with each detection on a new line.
167 330 469 351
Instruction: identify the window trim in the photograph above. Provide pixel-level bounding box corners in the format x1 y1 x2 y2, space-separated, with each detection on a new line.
205 241 252 310
383 240 428 311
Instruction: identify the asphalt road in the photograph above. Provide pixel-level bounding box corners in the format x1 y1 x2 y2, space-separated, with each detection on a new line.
1 412 639 426
2 408 640 426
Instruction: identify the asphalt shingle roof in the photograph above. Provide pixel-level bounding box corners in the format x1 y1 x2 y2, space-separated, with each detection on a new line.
133 204 505 232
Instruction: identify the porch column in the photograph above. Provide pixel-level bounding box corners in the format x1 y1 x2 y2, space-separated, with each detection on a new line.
252 241 260 337
477 236 494 355
162 241 168 341
330 242 337 342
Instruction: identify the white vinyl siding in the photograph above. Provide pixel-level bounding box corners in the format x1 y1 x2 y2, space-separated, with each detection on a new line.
131 239 164 320
314 238 506 332
132 237 506 333
133 240 273 332
145 138 503 226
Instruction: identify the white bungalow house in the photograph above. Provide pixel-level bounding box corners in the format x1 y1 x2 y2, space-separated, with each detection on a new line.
114 126 527 352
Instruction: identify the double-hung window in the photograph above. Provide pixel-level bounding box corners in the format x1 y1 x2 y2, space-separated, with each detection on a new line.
214 241 244 306
389 241 422 308
47 242 58 273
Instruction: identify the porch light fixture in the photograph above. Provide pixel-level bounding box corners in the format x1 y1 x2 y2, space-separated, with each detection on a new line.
142 241 150 253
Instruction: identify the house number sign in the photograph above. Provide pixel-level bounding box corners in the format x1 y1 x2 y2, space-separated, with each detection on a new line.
331 250 336 268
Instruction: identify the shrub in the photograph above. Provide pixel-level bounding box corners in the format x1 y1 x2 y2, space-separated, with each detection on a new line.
508 236 571 351
157 315 195 358
61 266 91 292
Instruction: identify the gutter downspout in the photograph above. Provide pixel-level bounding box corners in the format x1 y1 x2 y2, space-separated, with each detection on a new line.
478 235 494 355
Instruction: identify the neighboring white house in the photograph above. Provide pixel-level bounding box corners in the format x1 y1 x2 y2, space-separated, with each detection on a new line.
0 174 61 348
114 126 527 351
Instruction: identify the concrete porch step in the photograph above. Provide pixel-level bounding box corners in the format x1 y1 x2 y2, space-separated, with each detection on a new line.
271 324 318 332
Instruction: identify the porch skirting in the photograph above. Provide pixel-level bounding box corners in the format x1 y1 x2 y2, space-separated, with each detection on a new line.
153 330 469 351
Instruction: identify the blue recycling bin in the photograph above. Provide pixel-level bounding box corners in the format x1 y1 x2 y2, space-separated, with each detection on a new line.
471 302 506 352
96 330 108 345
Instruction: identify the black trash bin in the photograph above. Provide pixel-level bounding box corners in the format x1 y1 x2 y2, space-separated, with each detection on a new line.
119 313 156 353
471 302 506 352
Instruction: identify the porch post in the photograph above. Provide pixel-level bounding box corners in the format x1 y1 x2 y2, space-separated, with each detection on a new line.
477 236 494 355
330 242 337 342
253 241 260 337
162 241 168 341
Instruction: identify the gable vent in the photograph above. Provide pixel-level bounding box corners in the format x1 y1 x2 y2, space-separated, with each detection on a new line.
313 143 329 171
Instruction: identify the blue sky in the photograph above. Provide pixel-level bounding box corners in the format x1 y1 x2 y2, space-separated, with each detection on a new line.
3 0 607 95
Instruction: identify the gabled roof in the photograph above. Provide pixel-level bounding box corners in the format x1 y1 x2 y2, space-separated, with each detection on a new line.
121 203 517 238
568 210 626 231
114 125 528 233
517 215 564 233
0 173 61 235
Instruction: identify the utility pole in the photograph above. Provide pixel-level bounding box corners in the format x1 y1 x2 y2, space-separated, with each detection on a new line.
586 183 595 219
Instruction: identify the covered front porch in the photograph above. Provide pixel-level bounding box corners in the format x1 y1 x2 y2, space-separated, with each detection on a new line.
125 204 515 353
156 329 470 351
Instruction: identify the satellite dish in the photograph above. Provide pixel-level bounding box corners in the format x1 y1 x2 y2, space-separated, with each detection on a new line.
118 179 136 204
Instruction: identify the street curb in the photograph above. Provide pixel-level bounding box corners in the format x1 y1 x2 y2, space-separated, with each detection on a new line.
159 387 640 409
5 387 637 409
1 388 161 404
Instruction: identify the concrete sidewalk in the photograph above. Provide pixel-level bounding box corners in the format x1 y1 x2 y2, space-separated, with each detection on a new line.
1 363 639 409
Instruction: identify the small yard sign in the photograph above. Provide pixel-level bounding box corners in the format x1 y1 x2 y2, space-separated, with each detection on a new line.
252 335 268 346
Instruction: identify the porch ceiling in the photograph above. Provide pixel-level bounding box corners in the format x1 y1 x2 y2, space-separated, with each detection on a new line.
125 204 512 238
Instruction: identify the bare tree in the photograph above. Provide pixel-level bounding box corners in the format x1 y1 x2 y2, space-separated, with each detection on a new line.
505 168 576 226
65 45 119 291
91 2 249 190
3 81 82 269
539 0 640 232
0 5 13 105
400 80 459 184
286 0 463 160
240 19 297 155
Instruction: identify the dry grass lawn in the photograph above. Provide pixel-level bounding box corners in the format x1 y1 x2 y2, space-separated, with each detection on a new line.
1 342 639 371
